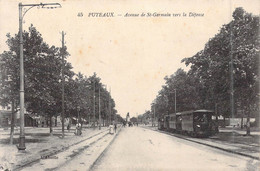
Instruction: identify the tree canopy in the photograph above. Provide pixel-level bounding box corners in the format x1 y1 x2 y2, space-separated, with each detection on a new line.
0 25 118 128
141 8 259 122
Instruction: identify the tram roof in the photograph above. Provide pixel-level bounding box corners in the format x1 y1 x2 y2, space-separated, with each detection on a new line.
168 110 214 116
180 110 214 115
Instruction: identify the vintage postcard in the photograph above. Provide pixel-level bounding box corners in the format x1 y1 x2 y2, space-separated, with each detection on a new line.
0 0 259 170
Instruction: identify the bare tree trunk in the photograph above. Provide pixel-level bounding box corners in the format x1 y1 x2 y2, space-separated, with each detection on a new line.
246 111 250 136
241 117 244 129
55 116 57 127
80 117 83 129
215 103 219 133
106 115 108 126
88 115 91 128
46 117 49 127
50 115 53 136
223 116 226 128
10 99 15 144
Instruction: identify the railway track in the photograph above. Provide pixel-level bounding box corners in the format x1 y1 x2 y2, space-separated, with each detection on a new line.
142 126 259 161
14 128 110 171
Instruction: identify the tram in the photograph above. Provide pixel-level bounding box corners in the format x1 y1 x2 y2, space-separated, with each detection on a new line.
158 110 217 137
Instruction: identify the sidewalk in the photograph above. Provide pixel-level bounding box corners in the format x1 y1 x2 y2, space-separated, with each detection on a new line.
143 125 260 160
219 126 260 135
0 125 110 170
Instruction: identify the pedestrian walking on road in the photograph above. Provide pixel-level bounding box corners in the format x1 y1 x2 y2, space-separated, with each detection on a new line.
109 124 114 134
67 124 71 132
75 122 82 135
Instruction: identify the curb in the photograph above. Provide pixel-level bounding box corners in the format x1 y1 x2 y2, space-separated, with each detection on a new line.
142 126 259 161
14 128 109 171
89 126 122 171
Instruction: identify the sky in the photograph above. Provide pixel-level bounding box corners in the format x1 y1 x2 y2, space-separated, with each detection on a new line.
0 0 259 118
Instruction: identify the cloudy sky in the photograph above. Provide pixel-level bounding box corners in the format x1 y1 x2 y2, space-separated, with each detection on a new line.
0 0 259 118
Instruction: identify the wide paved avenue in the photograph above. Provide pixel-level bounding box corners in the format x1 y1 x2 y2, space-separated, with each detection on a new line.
92 126 259 171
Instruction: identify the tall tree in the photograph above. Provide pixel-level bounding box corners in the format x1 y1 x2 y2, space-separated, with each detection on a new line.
0 25 74 136
182 8 259 133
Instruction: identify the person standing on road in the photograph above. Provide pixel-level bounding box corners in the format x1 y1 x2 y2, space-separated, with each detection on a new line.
75 122 82 135
67 123 71 132
114 122 117 133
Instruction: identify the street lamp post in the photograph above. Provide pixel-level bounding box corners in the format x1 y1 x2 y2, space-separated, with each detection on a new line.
18 2 61 151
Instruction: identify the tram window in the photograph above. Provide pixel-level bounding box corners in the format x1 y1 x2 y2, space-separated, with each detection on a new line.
202 114 208 123
194 113 208 123
194 115 200 121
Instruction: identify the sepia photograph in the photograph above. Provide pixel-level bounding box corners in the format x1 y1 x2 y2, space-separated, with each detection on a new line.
0 0 259 170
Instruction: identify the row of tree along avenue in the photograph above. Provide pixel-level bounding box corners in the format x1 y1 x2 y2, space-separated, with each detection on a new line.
139 8 259 135
0 25 121 144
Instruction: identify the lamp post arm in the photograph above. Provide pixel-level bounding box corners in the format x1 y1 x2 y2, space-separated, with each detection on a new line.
22 6 36 18
21 3 61 7
20 3 61 18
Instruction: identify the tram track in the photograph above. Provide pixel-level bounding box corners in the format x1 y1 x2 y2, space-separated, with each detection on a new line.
89 126 122 171
14 128 110 171
56 126 122 171
48 133 110 171
142 126 259 160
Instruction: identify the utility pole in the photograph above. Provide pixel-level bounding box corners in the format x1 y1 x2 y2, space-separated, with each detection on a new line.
229 6 235 127
10 99 15 144
153 105 156 127
61 31 65 138
99 86 101 130
108 87 112 125
230 39 234 121
93 81 96 127
174 89 176 114
104 85 108 126
77 77 81 125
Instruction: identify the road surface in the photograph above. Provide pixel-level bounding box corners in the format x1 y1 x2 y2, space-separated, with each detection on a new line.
92 126 259 171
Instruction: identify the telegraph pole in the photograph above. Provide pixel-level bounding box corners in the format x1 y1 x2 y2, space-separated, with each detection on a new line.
153 105 156 127
93 81 96 127
61 31 65 138
98 86 101 130
174 89 176 114
230 40 234 120
109 87 111 125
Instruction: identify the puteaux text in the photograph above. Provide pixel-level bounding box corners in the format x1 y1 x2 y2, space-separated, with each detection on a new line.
88 13 114 17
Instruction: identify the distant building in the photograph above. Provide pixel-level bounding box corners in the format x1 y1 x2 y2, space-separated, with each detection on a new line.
0 110 12 127
0 110 19 127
